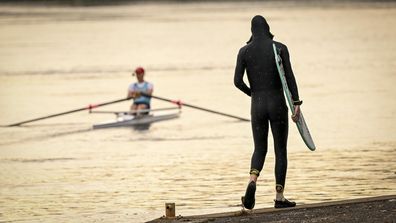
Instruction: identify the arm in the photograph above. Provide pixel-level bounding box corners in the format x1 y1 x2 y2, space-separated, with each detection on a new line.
234 48 251 96
127 90 135 98
281 45 300 103
127 86 134 98
146 83 153 96
127 84 138 98
280 45 302 122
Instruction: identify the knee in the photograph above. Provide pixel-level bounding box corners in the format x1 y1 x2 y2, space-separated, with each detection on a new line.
253 147 268 157
275 149 287 161
138 104 148 110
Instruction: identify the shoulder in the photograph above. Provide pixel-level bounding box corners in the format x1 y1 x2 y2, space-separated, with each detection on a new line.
273 40 289 52
240 43 251 52
128 82 136 89
237 44 249 58
145 81 153 89
273 40 287 49
273 40 291 58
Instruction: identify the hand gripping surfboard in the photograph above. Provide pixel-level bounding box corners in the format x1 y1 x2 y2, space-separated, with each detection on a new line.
272 43 316 151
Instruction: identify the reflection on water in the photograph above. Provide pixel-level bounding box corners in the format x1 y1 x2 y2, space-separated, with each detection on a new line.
0 1 396 223
132 124 151 131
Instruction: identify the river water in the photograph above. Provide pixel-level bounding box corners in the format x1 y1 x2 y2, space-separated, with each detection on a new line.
0 2 395 222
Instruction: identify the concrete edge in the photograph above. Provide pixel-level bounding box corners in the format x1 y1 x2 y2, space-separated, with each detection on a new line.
149 194 396 222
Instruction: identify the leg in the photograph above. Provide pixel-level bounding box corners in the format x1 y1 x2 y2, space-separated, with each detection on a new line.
130 103 138 111
270 108 295 208
136 104 149 115
270 117 288 190
137 103 148 110
130 103 138 116
242 111 269 210
250 118 269 180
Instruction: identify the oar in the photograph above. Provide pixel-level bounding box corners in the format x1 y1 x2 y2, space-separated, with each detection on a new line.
141 93 250 122
7 97 132 127
89 106 181 115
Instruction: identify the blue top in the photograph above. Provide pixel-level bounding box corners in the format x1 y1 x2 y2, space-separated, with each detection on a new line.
128 81 153 104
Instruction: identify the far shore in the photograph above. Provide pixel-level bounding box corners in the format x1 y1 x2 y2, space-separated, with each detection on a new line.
1 0 396 7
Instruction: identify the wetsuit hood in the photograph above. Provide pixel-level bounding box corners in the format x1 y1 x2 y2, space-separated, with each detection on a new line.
247 15 274 43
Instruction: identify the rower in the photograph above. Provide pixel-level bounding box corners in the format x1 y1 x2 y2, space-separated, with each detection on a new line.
127 66 154 115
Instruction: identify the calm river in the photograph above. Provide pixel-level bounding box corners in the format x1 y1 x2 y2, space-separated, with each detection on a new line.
0 1 395 222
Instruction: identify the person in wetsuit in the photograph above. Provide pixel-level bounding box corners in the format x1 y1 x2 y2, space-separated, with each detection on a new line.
234 15 302 209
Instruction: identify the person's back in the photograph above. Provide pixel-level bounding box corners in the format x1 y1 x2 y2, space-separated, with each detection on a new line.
241 38 282 94
234 15 301 210
235 15 298 101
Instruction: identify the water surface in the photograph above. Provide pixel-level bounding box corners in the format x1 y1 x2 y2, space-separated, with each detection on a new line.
0 2 395 222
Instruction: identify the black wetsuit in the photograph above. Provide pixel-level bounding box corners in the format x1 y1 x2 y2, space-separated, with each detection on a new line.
234 16 300 188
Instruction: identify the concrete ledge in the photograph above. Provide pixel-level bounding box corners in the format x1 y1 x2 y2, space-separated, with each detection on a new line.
148 195 396 223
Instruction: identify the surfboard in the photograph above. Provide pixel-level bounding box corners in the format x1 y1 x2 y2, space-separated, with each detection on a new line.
272 43 316 151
